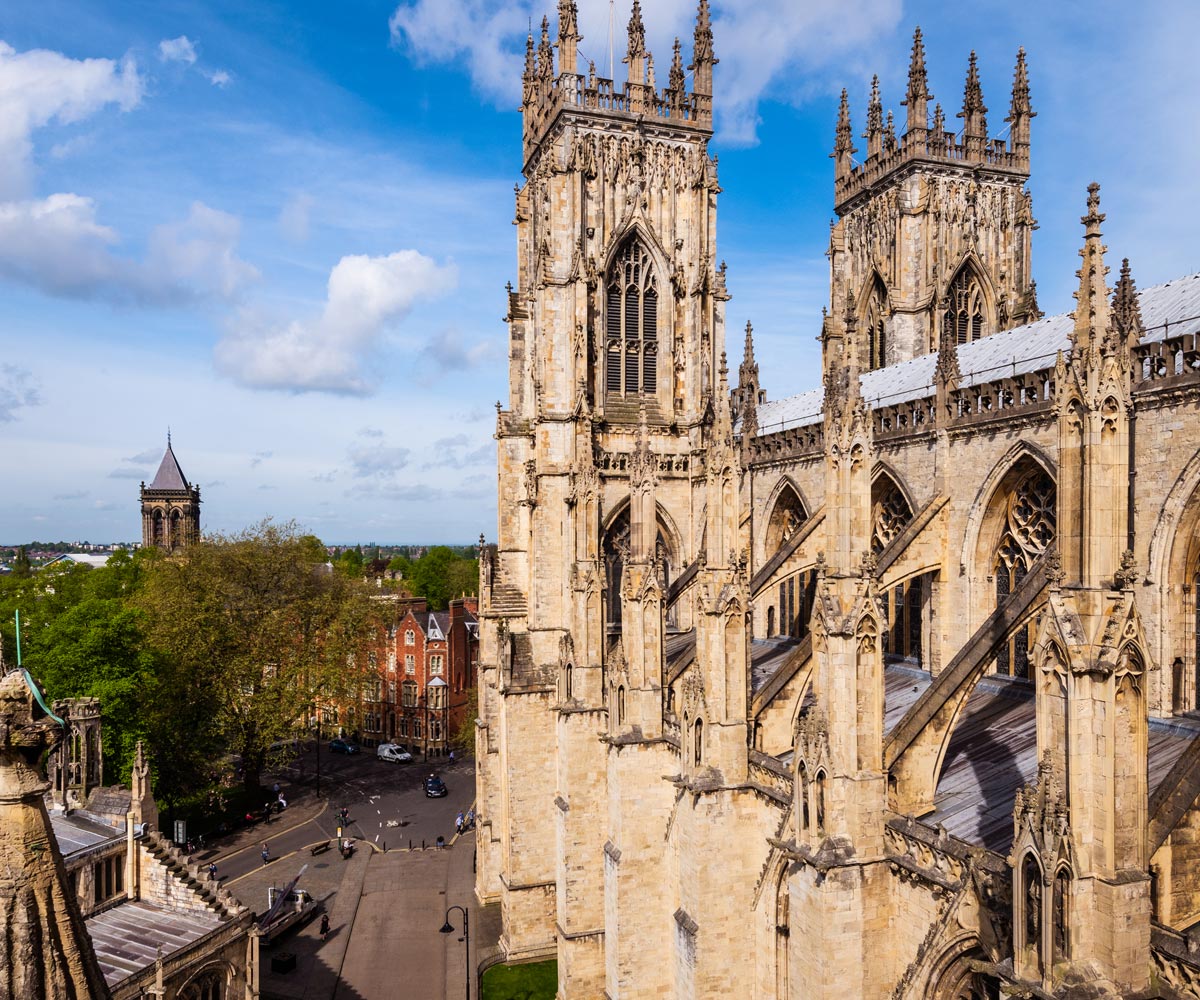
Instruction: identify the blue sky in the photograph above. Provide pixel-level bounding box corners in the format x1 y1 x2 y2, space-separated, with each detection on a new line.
1 0 1197 545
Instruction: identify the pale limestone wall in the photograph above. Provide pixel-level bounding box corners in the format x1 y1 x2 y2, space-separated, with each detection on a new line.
137 843 215 917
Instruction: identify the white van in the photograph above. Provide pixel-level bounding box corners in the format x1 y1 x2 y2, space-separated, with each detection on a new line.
376 743 413 764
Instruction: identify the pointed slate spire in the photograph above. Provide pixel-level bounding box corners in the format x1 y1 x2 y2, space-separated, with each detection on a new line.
557 0 580 76
1071 183 1111 364
864 75 884 156
958 51 988 142
1111 258 1144 355
902 26 930 132
149 436 190 491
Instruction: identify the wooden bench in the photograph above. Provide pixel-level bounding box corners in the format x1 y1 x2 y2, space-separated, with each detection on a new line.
310 841 331 857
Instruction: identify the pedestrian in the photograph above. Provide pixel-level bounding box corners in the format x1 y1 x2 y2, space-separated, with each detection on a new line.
320 913 330 940
277 792 287 811
264 801 272 824
455 811 464 835
261 842 270 865
449 749 455 765
466 807 475 830
208 862 218 881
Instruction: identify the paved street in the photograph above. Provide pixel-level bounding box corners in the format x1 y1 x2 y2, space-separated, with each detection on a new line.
196 747 490 999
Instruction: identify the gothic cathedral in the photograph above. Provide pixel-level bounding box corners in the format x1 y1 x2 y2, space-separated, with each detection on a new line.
476 4 1200 998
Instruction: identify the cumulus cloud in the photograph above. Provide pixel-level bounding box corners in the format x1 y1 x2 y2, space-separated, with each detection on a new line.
347 443 411 479
0 365 42 421
158 36 198 66
205 69 232 88
388 0 900 145
215 249 457 394
0 195 256 304
0 40 142 197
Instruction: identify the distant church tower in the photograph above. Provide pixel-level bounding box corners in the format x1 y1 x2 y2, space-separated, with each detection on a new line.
139 435 201 551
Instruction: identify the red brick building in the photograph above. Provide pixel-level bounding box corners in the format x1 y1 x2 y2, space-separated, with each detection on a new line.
352 596 478 757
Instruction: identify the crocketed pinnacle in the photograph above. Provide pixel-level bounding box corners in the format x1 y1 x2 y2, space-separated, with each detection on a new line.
538 15 554 81
1071 183 1111 361
627 0 646 60
864 75 883 142
692 0 715 66
739 321 758 383
884 110 897 151
523 29 535 85
1007 46 1033 122
903 27 930 121
670 37 685 92
834 88 857 158
1111 258 1144 354
557 0 578 38
959 50 987 133
932 102 945 134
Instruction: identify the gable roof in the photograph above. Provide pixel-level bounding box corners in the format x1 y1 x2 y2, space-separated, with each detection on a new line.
148 440 190 491
754 271 1200 436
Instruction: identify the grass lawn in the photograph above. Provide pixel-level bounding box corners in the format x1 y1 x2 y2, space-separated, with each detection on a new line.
479 959 557 1000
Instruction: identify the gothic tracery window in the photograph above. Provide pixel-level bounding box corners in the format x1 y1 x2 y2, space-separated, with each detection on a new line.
605 239 660 398
183 970 224 1000
765 484 806 559
995 468 1056 678
872 478 913 555
865 278 888 370
944 267 987 345
602 508 673 633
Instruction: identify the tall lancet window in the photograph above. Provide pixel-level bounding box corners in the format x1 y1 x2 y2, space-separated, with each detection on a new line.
865 278 888 370
605 239 659 398
944 266 987 345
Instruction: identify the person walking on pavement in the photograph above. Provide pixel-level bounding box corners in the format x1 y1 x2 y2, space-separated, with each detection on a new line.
466 807 475 831
261 842 270 865
207 862 218 881
320 913 330 940
455 811 464 835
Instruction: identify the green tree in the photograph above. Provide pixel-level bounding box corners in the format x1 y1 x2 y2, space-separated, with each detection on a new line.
12 545 31 578
138 520 379 797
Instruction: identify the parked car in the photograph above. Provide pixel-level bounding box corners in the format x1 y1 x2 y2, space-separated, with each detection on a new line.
424 774 448 798
376 743 413 764
329 738 360 755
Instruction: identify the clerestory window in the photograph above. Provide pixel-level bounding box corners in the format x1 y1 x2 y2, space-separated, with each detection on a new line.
605 239 659 398
865 279 888 370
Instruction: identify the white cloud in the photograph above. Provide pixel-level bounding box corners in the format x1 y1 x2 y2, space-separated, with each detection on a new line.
0 195 257 304
215 249 457 394
206 69 232 88
388 0 900 145
0 40 143 197
0 364 41 422
158 36 198 66
347 444 411 478
278 192 314 243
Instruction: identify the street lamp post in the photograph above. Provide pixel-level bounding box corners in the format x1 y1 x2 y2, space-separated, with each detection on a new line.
439 905 471 1000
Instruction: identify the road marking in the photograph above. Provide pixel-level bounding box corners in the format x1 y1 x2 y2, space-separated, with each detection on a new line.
211 801 329 865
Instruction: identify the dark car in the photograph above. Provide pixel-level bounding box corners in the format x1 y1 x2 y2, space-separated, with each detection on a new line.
329 738 360 755
424 775 448 798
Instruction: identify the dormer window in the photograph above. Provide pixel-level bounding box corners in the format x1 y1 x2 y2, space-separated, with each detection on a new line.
605 239 659 398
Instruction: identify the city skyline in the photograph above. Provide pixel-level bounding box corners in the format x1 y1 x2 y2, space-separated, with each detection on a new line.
1 0 1197 543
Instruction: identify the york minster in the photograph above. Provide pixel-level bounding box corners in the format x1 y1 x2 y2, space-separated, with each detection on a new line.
474 2 1200 996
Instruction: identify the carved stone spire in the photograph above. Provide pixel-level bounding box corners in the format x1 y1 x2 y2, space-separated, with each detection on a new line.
935 295 962 386
626 0 646 71
737 321 760 438
1071 183 1111 367
902 26 930 133
669 37 685 93
884 110 897 152
521 28 536 108
932 101 945 134
538 15 554 83
864 75 884 157
959 51 988 147
557 0 580 76
1111 258 1145 356
1006 47 1034 157
690 0 716 99
834 88 857 178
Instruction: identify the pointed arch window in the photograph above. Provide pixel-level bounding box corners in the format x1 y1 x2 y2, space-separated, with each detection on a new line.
864 279 888 370
995 468 1056 678
605 239 660 398
944 267 987 345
